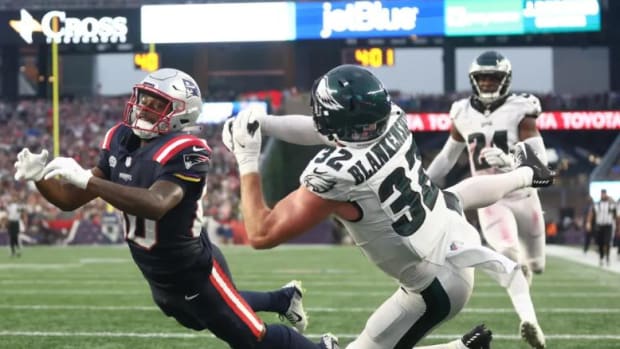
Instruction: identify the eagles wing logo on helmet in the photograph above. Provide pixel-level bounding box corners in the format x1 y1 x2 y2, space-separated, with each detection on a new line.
315 77 344 111
182 79 199 98
303 169 336 194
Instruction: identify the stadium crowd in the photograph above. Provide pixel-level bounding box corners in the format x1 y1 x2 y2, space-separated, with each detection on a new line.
0 90 618 246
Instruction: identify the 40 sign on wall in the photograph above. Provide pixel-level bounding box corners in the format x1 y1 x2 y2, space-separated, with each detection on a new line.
0 8 140 45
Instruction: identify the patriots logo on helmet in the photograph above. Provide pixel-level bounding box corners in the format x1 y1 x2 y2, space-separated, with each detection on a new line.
303 168 336 194
183 153 209 169
182 79 199 98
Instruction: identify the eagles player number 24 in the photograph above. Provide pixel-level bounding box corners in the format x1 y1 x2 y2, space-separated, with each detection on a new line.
468 130 508 171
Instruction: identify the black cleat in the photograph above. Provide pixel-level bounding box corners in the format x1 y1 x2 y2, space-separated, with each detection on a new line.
520 321 546 349
319 333 339 349
461 324 493 349
513 142 555 188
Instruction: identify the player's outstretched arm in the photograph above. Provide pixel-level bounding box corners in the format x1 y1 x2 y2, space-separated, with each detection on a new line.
240 176 337 249
426 127 466 185
87 177 183 220
224 107 338 248
39 156 183 219
259 114 331 146
14 148 98 211
35 167 102 211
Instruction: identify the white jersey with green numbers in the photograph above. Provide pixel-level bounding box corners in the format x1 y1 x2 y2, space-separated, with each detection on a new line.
300 113 460 289
450 93 541 177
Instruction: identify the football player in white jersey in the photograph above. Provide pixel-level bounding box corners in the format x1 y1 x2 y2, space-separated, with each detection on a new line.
223 65 550 349
426 51 549 284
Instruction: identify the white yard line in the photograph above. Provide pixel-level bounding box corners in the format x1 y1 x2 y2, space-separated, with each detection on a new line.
0 289 617 298
0 304 619 314
0 330 619 341
547 244 620 274
0 279 617 288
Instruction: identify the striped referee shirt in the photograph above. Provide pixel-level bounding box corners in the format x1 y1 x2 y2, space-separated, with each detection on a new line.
7 203 21 222
594 200 618 226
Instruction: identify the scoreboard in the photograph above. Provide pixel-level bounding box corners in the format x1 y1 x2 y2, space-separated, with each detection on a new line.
341 47 395 68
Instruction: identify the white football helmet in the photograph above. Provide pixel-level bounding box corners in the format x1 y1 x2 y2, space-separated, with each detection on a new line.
469 51 512 105
123 68 202 139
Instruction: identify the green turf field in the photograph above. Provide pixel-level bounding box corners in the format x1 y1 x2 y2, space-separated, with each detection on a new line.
0 245 618 348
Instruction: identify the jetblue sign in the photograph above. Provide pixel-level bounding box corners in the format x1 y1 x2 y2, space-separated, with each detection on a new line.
296 1 444 40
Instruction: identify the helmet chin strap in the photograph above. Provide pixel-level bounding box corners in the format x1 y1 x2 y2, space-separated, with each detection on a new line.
131 118 159 139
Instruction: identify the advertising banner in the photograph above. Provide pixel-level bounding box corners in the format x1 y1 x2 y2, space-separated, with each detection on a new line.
295 0 444 40
445 0 600 36
137 1 601 43
521 0 601 33
0 8 139 45
407 110 620 132
198 101 269 124
140 3 296 44
445 0 522 36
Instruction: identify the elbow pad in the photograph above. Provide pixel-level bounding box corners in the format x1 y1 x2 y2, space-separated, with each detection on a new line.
427 137 466 183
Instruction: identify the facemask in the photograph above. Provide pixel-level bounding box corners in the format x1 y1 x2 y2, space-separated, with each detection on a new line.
131 118 158 139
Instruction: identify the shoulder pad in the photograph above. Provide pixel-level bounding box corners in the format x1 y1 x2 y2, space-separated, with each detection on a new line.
300 148 356 201
100 123 127 150
153 135 211 165
449 98 469 121
509 93 542 117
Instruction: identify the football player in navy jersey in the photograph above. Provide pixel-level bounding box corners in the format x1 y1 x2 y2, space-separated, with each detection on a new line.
13 68 338 349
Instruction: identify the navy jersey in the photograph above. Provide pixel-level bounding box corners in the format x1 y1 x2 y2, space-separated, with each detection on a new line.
97 124 212 285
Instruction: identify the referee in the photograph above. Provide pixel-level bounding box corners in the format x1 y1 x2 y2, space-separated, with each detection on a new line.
7 202 23 257
587 189 619 267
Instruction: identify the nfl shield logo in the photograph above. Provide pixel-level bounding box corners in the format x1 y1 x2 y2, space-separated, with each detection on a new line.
125 157 132 167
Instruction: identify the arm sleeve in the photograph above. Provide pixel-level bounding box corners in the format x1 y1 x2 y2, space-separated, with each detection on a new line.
259 114 332 146
523 136 548 165
426 136 466 184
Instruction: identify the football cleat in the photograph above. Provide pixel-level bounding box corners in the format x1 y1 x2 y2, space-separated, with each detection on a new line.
520 320 546 349
280 280 308 333
319 333 340 349
461 323 493 349
513 142 555 188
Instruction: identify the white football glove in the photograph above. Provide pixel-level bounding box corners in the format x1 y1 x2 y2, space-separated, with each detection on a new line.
222 107 264 175
42 157 93 189
480 146 515 170
14 148 49 181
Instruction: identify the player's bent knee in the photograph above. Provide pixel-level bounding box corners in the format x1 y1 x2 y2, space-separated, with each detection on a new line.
529 259 545 274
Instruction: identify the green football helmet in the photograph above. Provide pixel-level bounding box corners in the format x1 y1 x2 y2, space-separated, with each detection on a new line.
469 50 512 105
311 64 392 144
